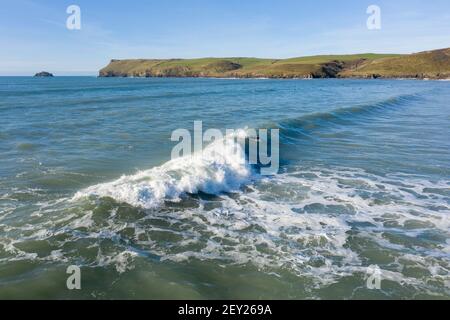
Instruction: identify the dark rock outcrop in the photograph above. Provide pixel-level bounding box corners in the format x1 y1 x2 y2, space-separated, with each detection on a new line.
34 71 54 77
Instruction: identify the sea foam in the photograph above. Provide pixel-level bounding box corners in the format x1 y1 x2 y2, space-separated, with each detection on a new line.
74 131 253 208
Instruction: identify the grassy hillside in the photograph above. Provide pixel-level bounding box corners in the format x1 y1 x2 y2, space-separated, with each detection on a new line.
339 48 450 79
99 48 450 79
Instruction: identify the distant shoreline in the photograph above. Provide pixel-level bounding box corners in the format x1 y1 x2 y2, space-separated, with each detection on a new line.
99 47 450 80
97 74 450 81
2 76 449 81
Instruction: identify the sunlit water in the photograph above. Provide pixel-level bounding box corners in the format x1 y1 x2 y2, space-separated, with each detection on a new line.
0 77 449 299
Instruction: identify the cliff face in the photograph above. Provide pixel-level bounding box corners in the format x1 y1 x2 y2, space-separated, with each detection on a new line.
99 48 450 79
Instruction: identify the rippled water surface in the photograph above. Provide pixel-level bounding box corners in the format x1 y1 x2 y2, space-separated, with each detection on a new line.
0 77 449 299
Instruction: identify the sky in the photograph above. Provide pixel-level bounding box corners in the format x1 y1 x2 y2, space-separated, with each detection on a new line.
1 0 449 75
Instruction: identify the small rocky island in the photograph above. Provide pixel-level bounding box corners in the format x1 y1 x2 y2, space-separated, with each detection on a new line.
34 71 54 77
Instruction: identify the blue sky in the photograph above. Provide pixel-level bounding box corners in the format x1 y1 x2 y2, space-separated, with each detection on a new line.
1 0 449 75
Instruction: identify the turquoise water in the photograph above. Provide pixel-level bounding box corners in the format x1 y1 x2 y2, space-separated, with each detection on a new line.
0 77 449 299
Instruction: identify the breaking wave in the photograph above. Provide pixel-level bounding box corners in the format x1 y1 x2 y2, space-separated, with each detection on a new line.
74 93 425 209
74 130 254 208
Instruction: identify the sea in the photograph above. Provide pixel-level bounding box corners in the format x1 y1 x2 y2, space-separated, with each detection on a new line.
0 77 449 299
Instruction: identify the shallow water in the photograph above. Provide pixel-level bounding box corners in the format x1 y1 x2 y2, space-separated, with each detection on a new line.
0 77 449 299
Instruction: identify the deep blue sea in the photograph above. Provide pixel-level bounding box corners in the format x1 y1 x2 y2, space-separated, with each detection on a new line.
0 77 449 299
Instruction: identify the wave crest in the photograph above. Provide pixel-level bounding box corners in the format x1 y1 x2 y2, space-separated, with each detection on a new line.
74 131 253 208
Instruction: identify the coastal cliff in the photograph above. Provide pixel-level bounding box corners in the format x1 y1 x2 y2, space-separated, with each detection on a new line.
99 48 450 79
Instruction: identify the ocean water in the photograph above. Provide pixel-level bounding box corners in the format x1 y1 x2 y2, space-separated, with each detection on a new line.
0 77 449 299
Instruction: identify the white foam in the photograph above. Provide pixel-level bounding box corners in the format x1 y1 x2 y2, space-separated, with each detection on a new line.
5 160 449 291
74 132 253 208
156 166 449 286
96 249 138 273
